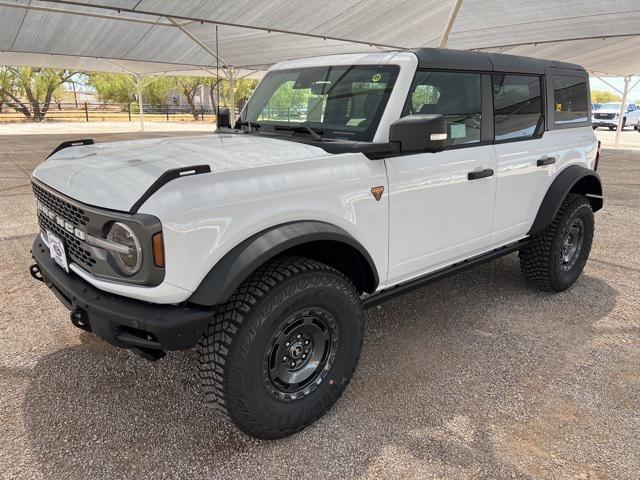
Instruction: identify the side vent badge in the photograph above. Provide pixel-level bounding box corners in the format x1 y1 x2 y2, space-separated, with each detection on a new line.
371 186 384 201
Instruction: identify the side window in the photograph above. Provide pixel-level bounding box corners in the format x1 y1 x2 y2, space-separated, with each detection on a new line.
553 75 588 124
402 71 482 147
492 74 543 141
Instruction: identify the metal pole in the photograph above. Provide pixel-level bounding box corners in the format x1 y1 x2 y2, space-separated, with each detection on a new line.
615 75 630 148
229 71 236 126
439 0 463 48
136 74 145 132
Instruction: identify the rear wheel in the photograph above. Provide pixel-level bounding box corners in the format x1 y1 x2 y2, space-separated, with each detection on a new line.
198 256 363 439
519 194 594 292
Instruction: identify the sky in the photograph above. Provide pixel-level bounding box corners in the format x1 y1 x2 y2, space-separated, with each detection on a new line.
591 76 640 103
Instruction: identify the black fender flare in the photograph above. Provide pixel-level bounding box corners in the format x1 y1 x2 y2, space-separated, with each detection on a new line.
528 165 603 236
188 221 379 307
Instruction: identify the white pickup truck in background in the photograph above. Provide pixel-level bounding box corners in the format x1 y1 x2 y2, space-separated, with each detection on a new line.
592 102 640 130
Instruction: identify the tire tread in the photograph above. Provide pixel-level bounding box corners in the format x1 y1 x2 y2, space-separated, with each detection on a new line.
197 255 361 438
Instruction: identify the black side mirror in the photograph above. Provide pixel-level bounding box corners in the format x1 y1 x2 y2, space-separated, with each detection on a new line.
217 108 231 129
389 114 448 153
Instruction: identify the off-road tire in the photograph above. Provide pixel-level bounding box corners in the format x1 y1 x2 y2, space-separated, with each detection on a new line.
519 194 594 292
198 256 363 439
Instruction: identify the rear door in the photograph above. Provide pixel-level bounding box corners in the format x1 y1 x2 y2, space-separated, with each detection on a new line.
385 71 497 284
490 73 557 245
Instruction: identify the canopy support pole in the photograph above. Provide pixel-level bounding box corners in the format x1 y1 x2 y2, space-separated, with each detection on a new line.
136 74 145 132
439 0 463 48
595 76 623 95
229 70 236 126
614 75 631 148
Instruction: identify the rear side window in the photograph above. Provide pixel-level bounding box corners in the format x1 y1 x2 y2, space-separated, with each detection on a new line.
553 76 588 124
402 71 482 147
492 74 543 141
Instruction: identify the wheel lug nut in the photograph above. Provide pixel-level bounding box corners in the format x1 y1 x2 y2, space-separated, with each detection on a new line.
304 340 310 345
285 342 290 347
297 334 301 339
302 354 306 359
282 356 287 362
290 362 296 368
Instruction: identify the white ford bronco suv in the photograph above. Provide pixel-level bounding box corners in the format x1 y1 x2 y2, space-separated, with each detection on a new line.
30 49 602 439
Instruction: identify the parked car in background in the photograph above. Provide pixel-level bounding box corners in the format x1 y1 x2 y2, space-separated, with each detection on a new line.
592 102 640 130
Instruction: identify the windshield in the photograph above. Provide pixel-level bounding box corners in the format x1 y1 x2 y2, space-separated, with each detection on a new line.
241 65 400 142
600 103 621 110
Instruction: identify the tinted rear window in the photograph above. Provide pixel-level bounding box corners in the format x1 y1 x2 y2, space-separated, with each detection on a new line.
554 76 588 124
492 74 544 141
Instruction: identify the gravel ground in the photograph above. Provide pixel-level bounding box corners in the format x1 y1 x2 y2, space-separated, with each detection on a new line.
0 133 638 480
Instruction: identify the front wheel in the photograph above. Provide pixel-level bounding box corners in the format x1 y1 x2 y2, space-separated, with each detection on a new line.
198 256 363 439
519 194 594 292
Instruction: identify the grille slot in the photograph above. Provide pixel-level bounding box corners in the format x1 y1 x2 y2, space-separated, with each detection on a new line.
594 113 614 120
32 183 90 226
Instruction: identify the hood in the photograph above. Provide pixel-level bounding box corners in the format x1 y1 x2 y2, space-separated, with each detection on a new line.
594 108 621 114
33 133 328 212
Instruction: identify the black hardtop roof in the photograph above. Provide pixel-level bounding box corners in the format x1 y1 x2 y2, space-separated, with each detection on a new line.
411 48 587 75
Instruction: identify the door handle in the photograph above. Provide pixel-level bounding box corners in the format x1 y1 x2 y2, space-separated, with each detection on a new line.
536 157 556 166
467 168 494 180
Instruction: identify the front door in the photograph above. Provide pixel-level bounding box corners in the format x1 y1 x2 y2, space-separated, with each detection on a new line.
385 70 496 285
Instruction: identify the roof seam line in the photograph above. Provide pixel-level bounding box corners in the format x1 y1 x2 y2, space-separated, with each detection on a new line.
452 8 640 35
8 0 31 52
306 0 367 35
120 16 164 59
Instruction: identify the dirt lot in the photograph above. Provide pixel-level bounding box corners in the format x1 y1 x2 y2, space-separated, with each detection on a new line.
0 132 638 480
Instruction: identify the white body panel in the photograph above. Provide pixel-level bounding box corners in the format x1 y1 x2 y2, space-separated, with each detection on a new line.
491 127 597 246
385 145 496 284
33 134 332 212
30 51 599 305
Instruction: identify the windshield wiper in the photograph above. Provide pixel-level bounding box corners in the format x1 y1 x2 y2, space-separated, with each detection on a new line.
273 125 325 141
235 120 261 132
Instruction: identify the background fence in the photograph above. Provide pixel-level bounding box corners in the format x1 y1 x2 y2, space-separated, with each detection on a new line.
0 102 239 123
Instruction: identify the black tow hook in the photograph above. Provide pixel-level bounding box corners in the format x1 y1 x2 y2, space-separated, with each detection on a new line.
70 308 91 332
29 263 44 282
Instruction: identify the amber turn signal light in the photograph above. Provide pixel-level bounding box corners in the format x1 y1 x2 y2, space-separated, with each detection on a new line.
152 232 165 268
371 186 384 201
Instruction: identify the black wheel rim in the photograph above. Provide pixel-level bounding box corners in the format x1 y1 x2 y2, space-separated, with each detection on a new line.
264 308 338 400
560 218 585 271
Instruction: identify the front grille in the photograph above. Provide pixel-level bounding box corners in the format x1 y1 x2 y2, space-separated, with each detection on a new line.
33 183 96 269
32 183 90 226
38 212 96 268
594 113 615 120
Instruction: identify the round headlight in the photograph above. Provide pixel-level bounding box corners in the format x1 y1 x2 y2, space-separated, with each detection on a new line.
107 222 142 275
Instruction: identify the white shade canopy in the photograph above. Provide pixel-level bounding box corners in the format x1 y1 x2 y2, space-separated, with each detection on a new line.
0 0 639 77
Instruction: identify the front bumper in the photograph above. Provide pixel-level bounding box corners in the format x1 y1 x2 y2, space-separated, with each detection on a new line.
592 119 618 128
30 236 212 357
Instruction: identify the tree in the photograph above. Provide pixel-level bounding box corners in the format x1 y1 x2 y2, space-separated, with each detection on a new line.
207 76 223 112
89 73 136 104
89 73 175 110
0 67 12 113
0 67 77 120
218 78 258 112
591 89 621 104
174 76 203 119
144 77 173 107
